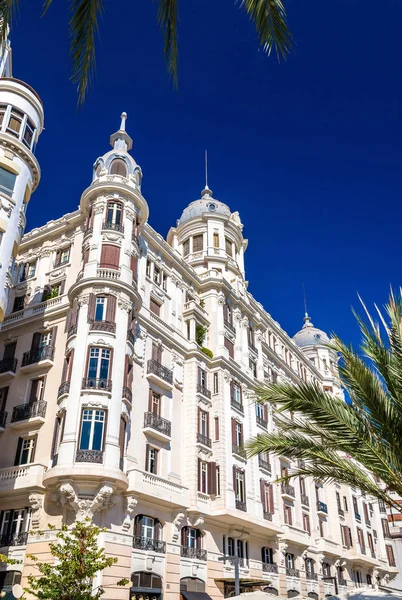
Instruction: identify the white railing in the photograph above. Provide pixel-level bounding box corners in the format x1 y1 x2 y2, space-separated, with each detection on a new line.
0 465 30 481
3 295 67 325
97 267 121 280
143 472 183 493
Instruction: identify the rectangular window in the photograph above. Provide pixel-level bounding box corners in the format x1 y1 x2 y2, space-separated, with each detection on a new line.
29 377 45 404
232 382 242 404
18 437 36 465
336 491 342 511
286 553 294 570
199 410 208 436
150 298 161 317
87 347 111 381
227 537 235 556
198 368 207 387
162 272 167 291
284 504 292 525
215 417 219 441
368 532 374 554
225 237 233 257
319 519 324 537
3 342 16 360
213 372 219 394
7 109 23 135
249 360 257 378
216 465 221 496
357 527 365 552
200 461 208 493
235 469 245 502
224 337 234 359
322 563 331 577
192 234 203 253
0 386 8 411
141 516 155 540
55 248 70 266
151 342 162 364
79 409 105 451
147 446 158 474
382 518 391 537
12 296 25 313
213 232 219 248
343 496 348 512
107 201 122 225
23 119 35 148
149 391 161 416
146 260 151 277
0 166 16 196
386 544 396 567
262 547 273 564
235 422 243 447
303 513 311 535
183 239 190 257
353 495 360 517
95 297 106 321
153 266 161 285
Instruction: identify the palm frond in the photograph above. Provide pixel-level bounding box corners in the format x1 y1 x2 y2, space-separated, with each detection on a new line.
0 0 19 43
69 0 104 104
42 0 54 16
241 0 292 60
155 0 179 87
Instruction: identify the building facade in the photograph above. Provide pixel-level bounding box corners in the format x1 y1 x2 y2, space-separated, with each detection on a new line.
0 38 398 600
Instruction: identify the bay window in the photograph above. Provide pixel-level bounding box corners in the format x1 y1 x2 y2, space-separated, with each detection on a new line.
107 201 122 225
0 166 16 196
87 347 111 382
79 409 105 451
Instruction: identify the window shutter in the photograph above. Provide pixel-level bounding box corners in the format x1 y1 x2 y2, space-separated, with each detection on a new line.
181 526 187 547
123 355 129 387
130 256 137 279
154 449 158 474
60 280 66 295
206 412 210 438
363 503 369 521
127 360 133 389
239 385 243 404
100 244 120 268
233 465 237 493
215 417 219 441
268 484 274 513
83 247 89 266
231 418 236 444
67 349 74 383
134 515 142 537
51 418 60 459
29 379 39 403
108 349 113 379
197 458 201 491
154 520 162 541
145 444 150 471
230 380 234 400
119 417 126 461
348 527 353 547
106 294 116 322
148 389 153 412
101 412 108 451
31 332 41 350
51 326 58 348
245 541 249 560
88 294 96 321
208 463 217 495
260 479 266 510
31 435 37 462
306 515 311 535
3 343 16 359
196 529 202 550
243 469 247 501
14 437 22 465
263 404 268 421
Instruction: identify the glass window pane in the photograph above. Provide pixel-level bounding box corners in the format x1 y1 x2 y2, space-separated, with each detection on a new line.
92 420 103 450
80 420 91 450
0 166 16 195
99 357 109 379
88 357 98 379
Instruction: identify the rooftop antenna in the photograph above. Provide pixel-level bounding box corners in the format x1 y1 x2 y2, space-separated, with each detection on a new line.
303 283 311 323
201 149 212 197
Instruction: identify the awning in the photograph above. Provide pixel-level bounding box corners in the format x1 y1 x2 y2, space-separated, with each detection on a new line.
181 593 213 600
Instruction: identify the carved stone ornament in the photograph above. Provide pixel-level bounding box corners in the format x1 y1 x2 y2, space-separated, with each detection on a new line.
29 493 44 530
217 294 225 306
301 550 308 561
125 208 135 222
223 370 231 383
280 542 289 556
122 496 138 532
228 528 249 541
189 515 204 529
118 298 132 313
77 294 90 307
172 512 187 542
93 204 106 215
51 483 117 519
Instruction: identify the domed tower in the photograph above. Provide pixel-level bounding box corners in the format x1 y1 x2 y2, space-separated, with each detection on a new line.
43 114 148 498
0 28 44 322
293 313 342 396
167 183 247 283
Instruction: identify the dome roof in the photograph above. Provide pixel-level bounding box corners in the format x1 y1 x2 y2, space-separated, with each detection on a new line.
177 186 231 226
293 314 330 347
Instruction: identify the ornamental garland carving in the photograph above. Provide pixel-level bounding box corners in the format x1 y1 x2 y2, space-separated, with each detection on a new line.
93 204 106 215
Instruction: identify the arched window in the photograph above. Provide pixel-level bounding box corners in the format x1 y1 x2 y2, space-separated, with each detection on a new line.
180 527 206 560
106 201 123 228
95 162 103 177
288 591 299 598
110 158 127 177
263 588 278 596
133 515 163 552
308 594 319 600
180 577 205 593
131 571 162 590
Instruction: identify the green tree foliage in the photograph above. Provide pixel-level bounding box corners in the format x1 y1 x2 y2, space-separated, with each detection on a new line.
247 291 402 512
195 324 207 347
0 0 292 103
1 518 128 600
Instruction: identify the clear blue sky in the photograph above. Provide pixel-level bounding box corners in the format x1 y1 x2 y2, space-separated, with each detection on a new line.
10 0 402 348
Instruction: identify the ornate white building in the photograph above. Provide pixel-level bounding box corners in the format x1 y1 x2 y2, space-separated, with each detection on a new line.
0 33 398 600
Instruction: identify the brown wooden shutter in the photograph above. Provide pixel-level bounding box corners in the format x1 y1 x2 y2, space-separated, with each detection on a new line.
363 503 369 522
127 360 133 389
14 437 22 465
263 404 268 421
145 444 150 471
239 385 243 404
31 332 41 350
231 418 236 444
119 418 126 461
83 247 89 266
51 326 58 347
208 462 217 495
181 527 187 547
260 479 266 510
268 484 274 513
197 458 201 491
3 343 16 359
50 418 60 459
230 380 234 400
67 349 74 383
233 465 237 494
61 356 69 383
243 469 247 502
106 294 116 322
29 379 39 403
206 412 210 438
197 407 201 433
196 529 202 550
31 434 38 462
148 389 153 412
348 527 353 547
60 280 66 295
130 256 137 279
100 244 120 268
215 417 219 441
123 356 129 387
134 515 142 537
88 294 96 321
154 519 162 541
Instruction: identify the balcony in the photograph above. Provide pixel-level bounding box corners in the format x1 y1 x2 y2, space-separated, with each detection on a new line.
0 357 17 377
89 319 116 334
102 221 124 233
82 377 112 392
197 433 212 448
301 494 309 507
231 398 244 414
127 329 134 345
281 483 295 499
58 381 70 398
146 359 173 388
379 502 386 514
143 411 171 439
259 458 271 473
127 469 189 508
122 386 132 405
317 501 328 514
75 449 103 463
263 511 273 521
196 384 211 399
97 265 121 280
338 507 345 517
256 415 268 429
21 345 54 371
232 444 247 460
11 401 47 428
306 573 318 581
133 536 165 553
0 531 28 548
181 546 207 561
236 499 247 512
0 463 47 494
224 318 236 335
263 563 278 574
286 568 300 577
248 343 258 356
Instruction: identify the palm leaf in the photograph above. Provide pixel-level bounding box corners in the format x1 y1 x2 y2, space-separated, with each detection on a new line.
0 0 19 43
155 0 179 87
69 0 104 104
241 0 292 59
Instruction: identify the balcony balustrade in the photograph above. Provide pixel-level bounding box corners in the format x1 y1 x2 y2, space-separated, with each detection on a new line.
82 377 112 392
317 501 328 514
0 531 28 547
256 415 268 429
196 383 211 399
11 401 47 423
231 398 244 414
75 449 103 463
301 494 309 507
180 546 207 561
263 563 278 573
197 433 212 447
281 483 295 498
0 357 17 374
227 557 248 568
259 458 271 472
144 412 171 437
236 499 247 512
286 568 300 577
89 319 116 333
232 444 247 459
133 536 166 553
306 573 318 581
58 381 70 397
22 345 54 367
97 265 121 280
102 221 124 233
147 359 173 385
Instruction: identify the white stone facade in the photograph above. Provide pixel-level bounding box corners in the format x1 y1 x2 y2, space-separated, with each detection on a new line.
0 46 398 600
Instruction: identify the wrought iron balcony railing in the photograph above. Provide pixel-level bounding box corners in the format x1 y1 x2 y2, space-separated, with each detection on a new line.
82 377 112 392
301 494 309 506
196 383 211 399
133 536 166 553
197 433 212 447
224 318 236 334
11 401 47 423
0 410 7 428
122 386 132 403
89 320 116 333
231 398 244 414
259 458 271 472
144 412 171 437
236 499 247 512
256 415 268 428
58 381 70 397
263 563 278 573
286 568 300 577
127 329 134 345
75 449 103 463
317 501 328 514
306 573 318 581
0 532 28 547
180 546 207 561
147 359 173 384
102 221 124 233
281 483 295 498
338 578 347 587
232 444 247 459
22 345 54 366
0 357 17 374
263 511 273 521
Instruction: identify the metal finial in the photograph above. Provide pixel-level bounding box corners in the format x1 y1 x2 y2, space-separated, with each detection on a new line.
205 149 208 188
120 112 127 131
303 283 311 323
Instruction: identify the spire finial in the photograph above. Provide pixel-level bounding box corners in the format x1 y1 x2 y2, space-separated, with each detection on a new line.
120 112 127 131
302 283 312 325
201 148 213 198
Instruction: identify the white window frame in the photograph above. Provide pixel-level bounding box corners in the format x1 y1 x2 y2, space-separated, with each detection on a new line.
95 297 106 321
235 422 242 446
19 438 35 465
142 516 155 540
80 409 105 450
148 447 157 474
235 470 245 502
